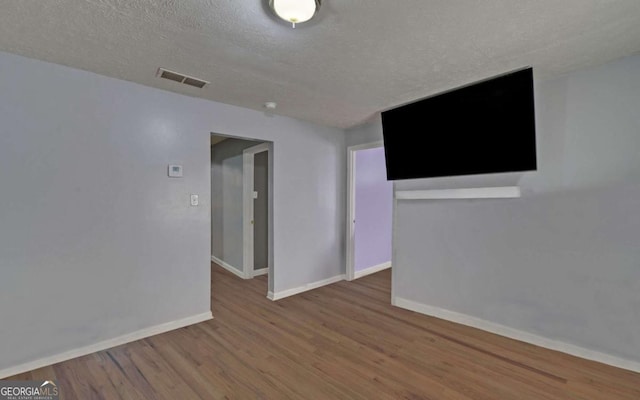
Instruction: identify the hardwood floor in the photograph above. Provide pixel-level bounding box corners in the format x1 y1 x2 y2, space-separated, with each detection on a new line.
9 264 640 399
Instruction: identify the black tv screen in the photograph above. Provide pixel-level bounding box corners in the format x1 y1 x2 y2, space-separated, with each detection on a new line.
381 68 537 180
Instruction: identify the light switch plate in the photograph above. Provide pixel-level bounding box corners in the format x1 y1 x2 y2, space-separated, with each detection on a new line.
253 191 258 199
190 194 199 206
168 164 183 178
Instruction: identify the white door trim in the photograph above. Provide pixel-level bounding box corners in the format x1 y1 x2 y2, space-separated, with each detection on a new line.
346 141 385 281
243 143 270 280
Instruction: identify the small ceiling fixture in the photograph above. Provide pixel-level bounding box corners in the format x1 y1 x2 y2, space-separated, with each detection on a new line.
269 0 321 28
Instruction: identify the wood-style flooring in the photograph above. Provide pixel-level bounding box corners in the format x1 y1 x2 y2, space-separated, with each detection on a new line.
9 264 640 399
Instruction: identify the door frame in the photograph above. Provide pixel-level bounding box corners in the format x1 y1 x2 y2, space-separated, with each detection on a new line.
243 143 270 279
346 140 385 281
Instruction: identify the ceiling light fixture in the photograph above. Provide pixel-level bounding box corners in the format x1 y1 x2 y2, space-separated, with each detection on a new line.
269 0 321 28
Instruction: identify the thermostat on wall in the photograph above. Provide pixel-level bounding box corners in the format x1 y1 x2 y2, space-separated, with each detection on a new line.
168 164 183 178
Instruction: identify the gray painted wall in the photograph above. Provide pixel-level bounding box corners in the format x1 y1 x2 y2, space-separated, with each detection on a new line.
210 138 264 270
346 116 383 146
390 55 640 363
0 50 345 372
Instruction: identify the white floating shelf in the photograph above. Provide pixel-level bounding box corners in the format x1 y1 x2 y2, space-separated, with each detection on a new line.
395 186 521 200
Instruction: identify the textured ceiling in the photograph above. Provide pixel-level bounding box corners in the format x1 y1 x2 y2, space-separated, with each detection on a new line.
1 1 640 128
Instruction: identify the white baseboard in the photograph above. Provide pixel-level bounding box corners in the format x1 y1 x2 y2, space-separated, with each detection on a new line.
393 297 640 374
253 268 268 277
354 261 391 279
211 255 246 279
0 311 213 379
268 274 345 301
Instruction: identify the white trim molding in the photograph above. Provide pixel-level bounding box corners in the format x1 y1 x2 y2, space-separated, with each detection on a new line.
396 186 520 201
253 268 268 277
211 255 246 279
393 297 640 374
354 261 391 279
268 274 345 301
0 312 213 379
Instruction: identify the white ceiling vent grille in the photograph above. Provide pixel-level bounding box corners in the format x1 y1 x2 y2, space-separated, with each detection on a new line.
157 68 209 89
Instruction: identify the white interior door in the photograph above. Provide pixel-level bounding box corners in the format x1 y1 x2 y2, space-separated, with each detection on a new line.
243 143 270 279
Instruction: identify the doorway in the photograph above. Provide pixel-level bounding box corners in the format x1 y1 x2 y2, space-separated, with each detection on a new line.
346 141 393 281
210 134 273 295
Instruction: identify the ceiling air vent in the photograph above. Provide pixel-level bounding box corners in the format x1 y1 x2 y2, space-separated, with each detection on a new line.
157 68 209 89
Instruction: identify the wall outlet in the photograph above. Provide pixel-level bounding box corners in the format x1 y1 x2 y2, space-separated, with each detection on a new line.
190 194 199 206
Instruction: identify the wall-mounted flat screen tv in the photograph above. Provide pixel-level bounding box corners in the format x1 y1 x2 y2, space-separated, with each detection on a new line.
381 68 537 180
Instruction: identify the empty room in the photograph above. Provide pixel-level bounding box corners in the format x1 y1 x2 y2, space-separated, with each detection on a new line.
1 1 639 399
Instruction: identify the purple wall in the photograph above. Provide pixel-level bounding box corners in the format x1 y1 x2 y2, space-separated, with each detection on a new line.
355 147 393 271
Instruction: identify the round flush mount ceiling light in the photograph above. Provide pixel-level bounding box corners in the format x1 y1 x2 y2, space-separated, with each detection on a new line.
269 0 321 28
